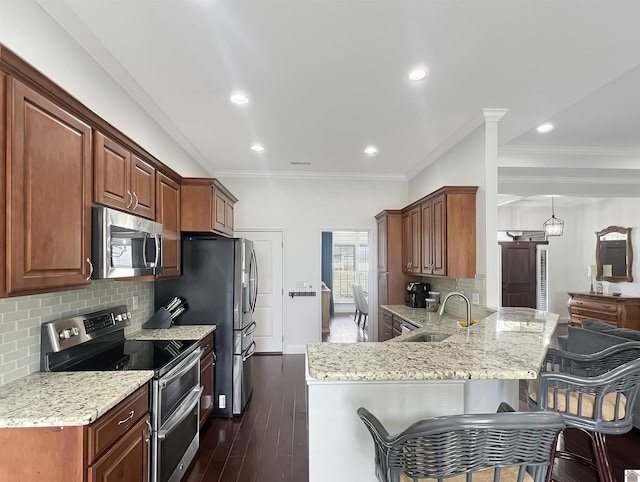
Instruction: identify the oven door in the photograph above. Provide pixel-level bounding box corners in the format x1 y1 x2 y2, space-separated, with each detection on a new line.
156 385 202 482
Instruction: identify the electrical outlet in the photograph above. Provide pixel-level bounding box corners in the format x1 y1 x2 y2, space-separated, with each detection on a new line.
296 280 307 288
472 292 480 305
219 394 226 409
132 296 139 310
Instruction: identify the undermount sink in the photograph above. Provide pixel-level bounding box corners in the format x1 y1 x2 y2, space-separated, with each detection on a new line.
405 333 451 343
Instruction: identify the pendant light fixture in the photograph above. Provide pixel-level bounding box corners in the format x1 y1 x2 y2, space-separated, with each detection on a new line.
543 196 564 237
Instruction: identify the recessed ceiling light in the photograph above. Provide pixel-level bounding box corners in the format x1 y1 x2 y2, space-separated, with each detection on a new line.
408 67 429 81
230 92 249 105
364 146 378 155
536 122 554 133
250 144 264 152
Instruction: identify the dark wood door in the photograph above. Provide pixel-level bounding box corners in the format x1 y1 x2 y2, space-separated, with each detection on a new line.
9 78 92 293
0 72 6 297
377 215 387 271
199 353 214 427
156 173 181 278
94 131 131 211
88 416 149 482
431 194 447 276
500 241 545 308
421 201 433 274
131 154 155 219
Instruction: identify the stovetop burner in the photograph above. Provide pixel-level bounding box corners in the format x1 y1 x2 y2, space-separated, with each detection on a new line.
40 305 198 377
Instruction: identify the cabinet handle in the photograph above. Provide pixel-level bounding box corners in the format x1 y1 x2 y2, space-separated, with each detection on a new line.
126 190 133 209
145 418 152 443
86 258 93 281
602 304 611 309
117 410 135 425
132 191 139 210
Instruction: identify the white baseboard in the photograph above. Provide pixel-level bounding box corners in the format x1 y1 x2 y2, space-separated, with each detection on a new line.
285 344 307 354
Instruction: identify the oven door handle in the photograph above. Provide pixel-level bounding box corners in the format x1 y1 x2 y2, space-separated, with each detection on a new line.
159 349 201 390
156 386 203 440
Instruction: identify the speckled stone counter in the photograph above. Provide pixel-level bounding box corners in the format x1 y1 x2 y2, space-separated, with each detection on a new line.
0 371 153 428
306 307 560 482
128 324 216 341
306 306 558 381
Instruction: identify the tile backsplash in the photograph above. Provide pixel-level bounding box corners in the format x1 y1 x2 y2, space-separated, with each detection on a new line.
0 280 153 386
425 275 493 320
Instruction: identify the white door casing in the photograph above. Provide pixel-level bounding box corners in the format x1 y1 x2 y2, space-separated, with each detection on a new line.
236 230 284 353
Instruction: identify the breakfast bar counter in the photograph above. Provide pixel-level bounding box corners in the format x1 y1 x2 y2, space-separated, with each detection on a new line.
305 307 559 482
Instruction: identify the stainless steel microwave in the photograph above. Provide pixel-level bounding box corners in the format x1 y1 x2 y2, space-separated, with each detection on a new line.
92 207 163 279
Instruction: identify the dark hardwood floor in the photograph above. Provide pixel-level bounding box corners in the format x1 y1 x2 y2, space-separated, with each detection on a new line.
186 325 640 482
322 312 368 343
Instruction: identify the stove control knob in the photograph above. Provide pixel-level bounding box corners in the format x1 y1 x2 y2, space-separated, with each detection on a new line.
58 329 71 339
115 314 123 322
71 327 80 336
126 312 132 320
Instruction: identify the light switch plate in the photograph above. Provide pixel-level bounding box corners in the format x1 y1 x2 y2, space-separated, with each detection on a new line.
472 293 480 305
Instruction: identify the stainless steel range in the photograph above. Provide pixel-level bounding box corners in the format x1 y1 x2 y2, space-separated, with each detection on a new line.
41 305 201 482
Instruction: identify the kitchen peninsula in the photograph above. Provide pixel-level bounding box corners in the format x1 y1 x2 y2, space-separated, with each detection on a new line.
305 306 559 482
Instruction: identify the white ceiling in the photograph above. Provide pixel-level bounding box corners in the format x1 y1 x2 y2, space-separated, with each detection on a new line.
35 0 640 179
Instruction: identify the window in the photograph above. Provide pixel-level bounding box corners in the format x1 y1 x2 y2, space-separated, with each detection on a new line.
332 231 369 302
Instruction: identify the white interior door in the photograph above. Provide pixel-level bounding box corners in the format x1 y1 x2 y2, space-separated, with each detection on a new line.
237 230 284 353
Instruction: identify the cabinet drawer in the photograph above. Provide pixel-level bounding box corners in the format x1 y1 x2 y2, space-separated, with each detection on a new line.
381 310 393 326
87 384 149 464
571 314 617 327
569 308 618 323
199 333 214 360
570 299 617 313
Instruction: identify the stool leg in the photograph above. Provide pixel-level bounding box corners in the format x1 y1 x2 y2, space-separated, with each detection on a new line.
592 432 614 482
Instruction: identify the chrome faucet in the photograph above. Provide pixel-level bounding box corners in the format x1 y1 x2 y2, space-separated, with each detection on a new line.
438 291 472 329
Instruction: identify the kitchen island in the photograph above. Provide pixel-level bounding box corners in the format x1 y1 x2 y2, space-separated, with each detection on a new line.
305 306 559 482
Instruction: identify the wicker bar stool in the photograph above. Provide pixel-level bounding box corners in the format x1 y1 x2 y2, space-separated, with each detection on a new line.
357 404 565 482
527 341 640 482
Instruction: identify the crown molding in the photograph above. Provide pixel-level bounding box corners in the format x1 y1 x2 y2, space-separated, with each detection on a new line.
34 0 212 174
500 145 640 157
483 108 509 122
499 174 640 185
213 169 408 181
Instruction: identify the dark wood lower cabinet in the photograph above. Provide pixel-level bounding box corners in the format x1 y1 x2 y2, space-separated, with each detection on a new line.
88 416 150 482
0 385 150 482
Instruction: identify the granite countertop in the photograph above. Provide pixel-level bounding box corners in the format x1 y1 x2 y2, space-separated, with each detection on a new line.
0 371 153 428
306 306 559 381
128 324 216 341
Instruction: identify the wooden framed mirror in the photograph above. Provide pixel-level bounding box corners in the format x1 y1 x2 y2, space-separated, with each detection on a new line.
596 226 633 282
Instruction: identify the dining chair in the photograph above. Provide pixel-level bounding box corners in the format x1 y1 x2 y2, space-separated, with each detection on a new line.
527 341 640 482
357 404 565 482
350 283 368 329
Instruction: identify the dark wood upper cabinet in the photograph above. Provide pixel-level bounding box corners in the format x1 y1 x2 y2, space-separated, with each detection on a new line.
0 72 6 298
7 78 93 293
156 173 181 279
401 186 477 279
181 178 237 237
94 131 156 219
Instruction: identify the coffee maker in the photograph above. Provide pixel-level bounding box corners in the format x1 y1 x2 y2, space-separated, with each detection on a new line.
406 282 431 308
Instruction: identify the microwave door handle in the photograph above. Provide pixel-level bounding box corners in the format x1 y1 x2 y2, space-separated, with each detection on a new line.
154 233 160 268
142 233 149 267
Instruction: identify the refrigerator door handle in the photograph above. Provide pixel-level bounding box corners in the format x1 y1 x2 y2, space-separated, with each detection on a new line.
242 341 256 362
249 248 258 313
243 321 257 336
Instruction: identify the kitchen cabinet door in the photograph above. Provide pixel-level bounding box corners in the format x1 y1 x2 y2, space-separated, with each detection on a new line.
0 72 6 297
156 172 181 279
8 78 92 293
421 194 447 275
88 416 150 482
131 154 156 219
402 207 421 274
94 131 156 220
380 309 393 341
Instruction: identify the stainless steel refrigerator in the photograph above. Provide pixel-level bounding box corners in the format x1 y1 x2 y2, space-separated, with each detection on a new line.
154 236 257 418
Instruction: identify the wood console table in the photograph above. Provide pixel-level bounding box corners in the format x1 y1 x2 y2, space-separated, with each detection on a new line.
567 292 640 330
